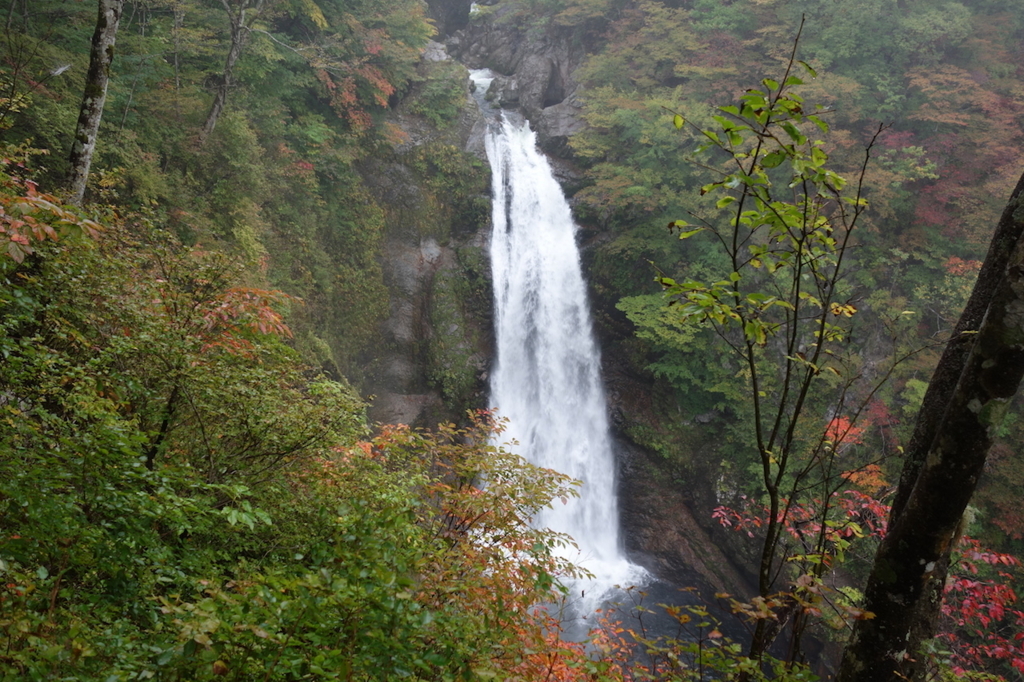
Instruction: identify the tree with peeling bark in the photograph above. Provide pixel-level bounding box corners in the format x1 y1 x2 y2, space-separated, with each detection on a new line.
837 170 1024 682
66 0 125 205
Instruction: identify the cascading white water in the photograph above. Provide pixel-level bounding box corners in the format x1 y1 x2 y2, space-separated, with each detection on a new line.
475 70 646 613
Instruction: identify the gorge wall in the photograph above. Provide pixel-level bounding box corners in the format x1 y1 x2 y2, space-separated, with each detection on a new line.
358 49 493 428
361 0 757 600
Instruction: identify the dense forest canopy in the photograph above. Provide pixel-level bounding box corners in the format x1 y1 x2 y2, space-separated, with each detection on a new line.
2 0 1024 679
555 0 1024 540
545 0 1024 676
2 0 481 386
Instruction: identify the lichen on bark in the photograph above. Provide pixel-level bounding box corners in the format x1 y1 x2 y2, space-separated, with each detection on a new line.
838 168 1024 682
67 0 125 205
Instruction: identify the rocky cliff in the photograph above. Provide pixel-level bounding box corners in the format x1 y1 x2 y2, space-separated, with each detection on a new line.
366 1 757 600
359 43 494 428
446 5 586 158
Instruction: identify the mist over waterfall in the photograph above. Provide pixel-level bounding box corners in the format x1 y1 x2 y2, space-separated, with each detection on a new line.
476 71 646 613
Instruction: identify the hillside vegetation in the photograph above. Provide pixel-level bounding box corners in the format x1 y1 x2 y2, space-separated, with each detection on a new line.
3 0 1024 679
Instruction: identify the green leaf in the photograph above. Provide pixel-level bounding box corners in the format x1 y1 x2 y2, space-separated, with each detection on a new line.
798 60 817 78
673 114 684 129
677 227 704 240
713 115 735 130
808 115 829 134
741 91 768 108
781 122 806 144
762 78 779 91
762 150 786 169
784 76 804 86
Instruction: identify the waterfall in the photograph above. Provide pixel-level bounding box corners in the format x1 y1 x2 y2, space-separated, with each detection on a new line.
475 71 646 615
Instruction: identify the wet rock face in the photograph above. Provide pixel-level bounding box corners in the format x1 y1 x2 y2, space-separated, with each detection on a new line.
360 159 493 427
367 233 490 428
616 434 753 597
424 0 474 37
406 7 756 601
358 47 493 429
447 13 585 157
602 344 760 596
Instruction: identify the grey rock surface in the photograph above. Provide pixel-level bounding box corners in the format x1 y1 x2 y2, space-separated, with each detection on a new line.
447 11 586 158
358 51 493 428
424 0 474 37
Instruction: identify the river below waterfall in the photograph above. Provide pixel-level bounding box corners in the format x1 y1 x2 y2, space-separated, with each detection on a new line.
474 70 647 625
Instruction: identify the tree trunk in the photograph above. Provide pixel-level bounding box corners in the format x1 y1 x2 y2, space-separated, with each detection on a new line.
890 171 1024 522
198 0 265 144
67 0 125 206
837 169 1024 682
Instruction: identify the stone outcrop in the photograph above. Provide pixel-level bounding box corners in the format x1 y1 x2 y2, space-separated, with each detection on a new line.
446 7 586 157
424 0 474 37
367 8 757 603
359 44 493 428
604 343 759 597
616 433 753 597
